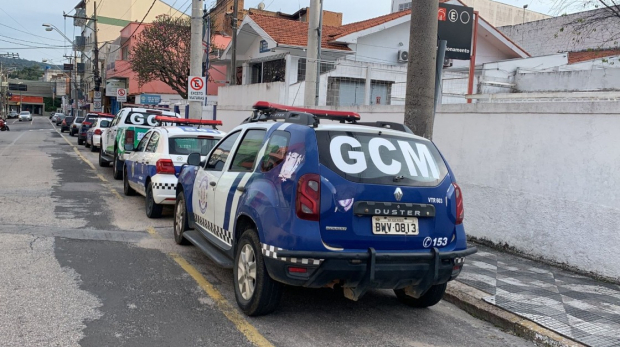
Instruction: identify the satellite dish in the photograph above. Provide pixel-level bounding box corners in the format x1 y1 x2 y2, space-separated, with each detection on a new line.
257 2 265 10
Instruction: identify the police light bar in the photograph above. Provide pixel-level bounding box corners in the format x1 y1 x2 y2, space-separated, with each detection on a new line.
154 116 223 127
90 112 115 118
253 101 361 122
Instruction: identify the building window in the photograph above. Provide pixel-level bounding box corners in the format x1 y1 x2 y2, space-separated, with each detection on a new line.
398 2 412 11
326 77 393 106
250 59 286 84
121 47 129 61
297 58 336 83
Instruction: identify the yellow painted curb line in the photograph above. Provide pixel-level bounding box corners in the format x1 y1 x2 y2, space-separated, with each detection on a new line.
169 253 274 347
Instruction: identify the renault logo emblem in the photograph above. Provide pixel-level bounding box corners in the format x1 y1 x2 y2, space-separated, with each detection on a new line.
394 188 403 201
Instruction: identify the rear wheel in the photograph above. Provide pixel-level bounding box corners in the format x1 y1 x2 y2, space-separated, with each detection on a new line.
145 182 163 218
90 142 97 152
394 283 447 308
112 150 122 180
173 192 191 245
85 141 90 148
77 138 84 145
234 229 283 316
123 166 136 196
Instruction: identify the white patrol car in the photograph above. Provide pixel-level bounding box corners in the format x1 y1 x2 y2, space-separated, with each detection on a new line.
123 116 225 218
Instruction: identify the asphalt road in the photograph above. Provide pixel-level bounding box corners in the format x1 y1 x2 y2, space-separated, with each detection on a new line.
0 116 532 347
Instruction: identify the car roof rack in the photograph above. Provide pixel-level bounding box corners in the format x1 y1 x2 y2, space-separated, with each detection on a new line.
155 116 223 129
248 101 360 127
356 121 413 134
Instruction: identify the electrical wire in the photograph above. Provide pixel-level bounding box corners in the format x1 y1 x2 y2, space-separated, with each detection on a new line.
0 23 64 42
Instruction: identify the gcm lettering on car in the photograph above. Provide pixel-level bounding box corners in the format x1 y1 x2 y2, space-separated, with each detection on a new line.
174 102 477 317
123 124 225 218
99 107 181 180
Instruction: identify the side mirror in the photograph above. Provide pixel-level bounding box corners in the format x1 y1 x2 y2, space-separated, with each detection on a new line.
124 143 135 152
187 153 201 166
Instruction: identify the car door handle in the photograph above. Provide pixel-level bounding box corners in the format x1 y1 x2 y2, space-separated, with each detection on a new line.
209 181 216 187
145 161 150 165
237 186 245 192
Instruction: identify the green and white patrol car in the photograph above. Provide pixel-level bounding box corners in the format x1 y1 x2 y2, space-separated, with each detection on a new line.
98 106 181 179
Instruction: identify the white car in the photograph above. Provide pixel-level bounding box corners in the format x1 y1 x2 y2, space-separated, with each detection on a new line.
18 111 32 122
123 117 226 218
86 117 113 152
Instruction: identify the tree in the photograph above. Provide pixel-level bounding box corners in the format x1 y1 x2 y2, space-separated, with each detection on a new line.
131 15 192 99
8 66 44 81
553 1 620 47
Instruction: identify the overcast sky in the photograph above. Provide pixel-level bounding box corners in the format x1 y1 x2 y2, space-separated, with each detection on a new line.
0 0 574 64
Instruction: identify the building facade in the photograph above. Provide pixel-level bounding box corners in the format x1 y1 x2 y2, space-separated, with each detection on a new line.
391 0 550 27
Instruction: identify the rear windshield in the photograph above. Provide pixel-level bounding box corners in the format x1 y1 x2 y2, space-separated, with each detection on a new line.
168 137 219 156
65 117 75 123
75 117 85 123
316 131 448 187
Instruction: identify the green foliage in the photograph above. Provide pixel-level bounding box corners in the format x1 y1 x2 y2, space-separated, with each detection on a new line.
130 15 192 99
43 97 62 112
8 65 44 81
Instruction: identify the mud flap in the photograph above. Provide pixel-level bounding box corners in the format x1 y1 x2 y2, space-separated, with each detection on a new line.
404 247 439 299
343 248 377 301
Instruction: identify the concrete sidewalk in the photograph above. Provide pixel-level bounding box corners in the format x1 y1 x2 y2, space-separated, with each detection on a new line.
454 244 620 347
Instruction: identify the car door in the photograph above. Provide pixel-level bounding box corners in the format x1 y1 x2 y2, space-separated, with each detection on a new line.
211 129 267 246
192 131 242 247
141 131 161 188
106 110 124 153
129 132 152 190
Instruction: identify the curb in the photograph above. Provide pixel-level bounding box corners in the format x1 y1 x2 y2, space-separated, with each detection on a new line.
444 281 585 347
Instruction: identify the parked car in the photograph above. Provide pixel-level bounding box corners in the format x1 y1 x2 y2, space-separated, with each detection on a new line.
79 112 114 146
18 111 32 122
69 117 84 137
51 113 62 123
49 112 55 119
123 117 225 218
55 114 67 126
7 111 18 119
99 106 181 180
86 117 113 152
60 116 75 133
174 101 477 316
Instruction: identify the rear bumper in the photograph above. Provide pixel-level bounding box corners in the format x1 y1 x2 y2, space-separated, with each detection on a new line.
264 246 477 298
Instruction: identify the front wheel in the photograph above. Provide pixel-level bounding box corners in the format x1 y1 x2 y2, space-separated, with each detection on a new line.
112 150 122 180
394 283 447 308
123 166 136 196
234 229 283 316
173 192 191 245
98 144 109 167
145 182 163 218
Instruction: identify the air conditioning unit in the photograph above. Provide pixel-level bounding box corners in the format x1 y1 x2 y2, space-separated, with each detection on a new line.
443 58 453 68
397 50 409 63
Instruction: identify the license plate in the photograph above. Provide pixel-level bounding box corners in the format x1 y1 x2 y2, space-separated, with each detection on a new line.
372 216 419 235
137 132 145 141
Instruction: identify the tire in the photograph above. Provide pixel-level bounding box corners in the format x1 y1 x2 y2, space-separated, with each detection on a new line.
145 182 163 218
78 138 84 145
85 141 90 148
98 141 109 167
90 144 97 152
234 229 283 316
123 166 136 196
173 191 191 245
112 150 122 180
394 283 447 308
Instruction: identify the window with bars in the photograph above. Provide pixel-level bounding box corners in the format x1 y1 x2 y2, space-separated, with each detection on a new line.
297 58 336 82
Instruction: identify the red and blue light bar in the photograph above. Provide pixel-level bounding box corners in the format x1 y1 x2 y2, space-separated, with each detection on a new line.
253 101 361 122
154 116 223 127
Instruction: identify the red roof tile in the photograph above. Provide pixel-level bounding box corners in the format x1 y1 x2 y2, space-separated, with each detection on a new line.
568 49 620 64
330 10 411 40
249 14 350 51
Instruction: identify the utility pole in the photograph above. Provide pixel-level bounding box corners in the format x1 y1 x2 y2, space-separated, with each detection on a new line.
315 0 323 106
304 0 321 106
93 1 101 92
404 0 439 139
189 0 204 119
230 0 239 86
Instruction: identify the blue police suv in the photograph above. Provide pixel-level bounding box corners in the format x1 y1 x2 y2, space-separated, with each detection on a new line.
174 101 477 316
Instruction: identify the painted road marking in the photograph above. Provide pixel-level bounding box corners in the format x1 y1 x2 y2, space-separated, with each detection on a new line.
169 253 274 347
146 226 162 239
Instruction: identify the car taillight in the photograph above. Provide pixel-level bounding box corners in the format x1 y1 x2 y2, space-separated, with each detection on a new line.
453 182 464 225
125 130 135 147
94 129 102 135
156 159 175 175
62 120 66 125
296 174 320 221
83 121 91 126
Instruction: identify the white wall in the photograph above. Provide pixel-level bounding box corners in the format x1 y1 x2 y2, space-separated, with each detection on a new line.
218 82 286 107
480 53 568 93
435 101 620 280
515 69 620 92
216 101 620 280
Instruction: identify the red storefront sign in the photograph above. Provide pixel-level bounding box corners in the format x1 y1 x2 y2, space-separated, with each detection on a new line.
9 95 44 103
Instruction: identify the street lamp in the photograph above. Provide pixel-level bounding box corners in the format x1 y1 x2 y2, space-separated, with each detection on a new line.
43 23 78 117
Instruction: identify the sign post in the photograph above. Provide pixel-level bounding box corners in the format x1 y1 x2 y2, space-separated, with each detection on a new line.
187 76 206 102
116 88 127 103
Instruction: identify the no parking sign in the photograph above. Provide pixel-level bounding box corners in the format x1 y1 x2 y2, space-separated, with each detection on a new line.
187 76 206 101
